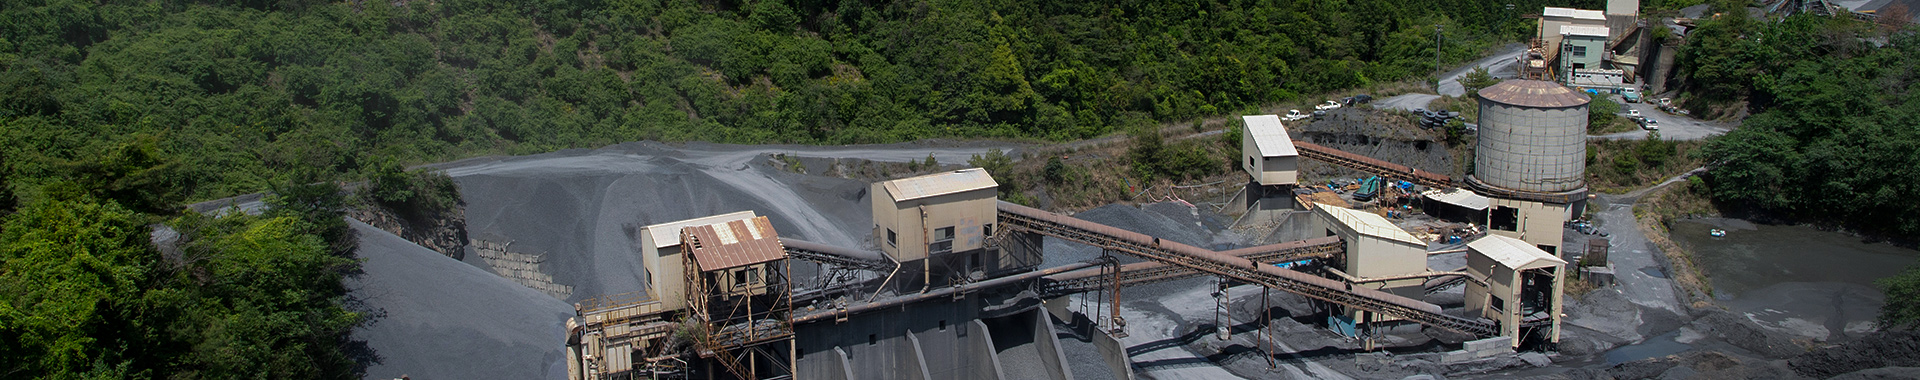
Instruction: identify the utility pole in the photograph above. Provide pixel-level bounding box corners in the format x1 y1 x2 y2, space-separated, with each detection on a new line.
1435 24 1444 85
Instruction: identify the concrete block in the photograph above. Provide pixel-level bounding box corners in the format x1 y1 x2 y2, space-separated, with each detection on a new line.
1464 336 1514 352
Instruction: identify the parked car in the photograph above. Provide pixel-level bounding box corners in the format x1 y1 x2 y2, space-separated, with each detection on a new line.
1640 117 1659 130
1627 109 1642 120
1621 88 1641 103
1314 100 1342 111
1342 94 1373 106
1282 109 1311 121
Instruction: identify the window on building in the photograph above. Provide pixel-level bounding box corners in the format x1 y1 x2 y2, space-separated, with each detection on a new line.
939 320 948 331
733 269 746 287
1572 45 1588 57
930 226 955 254
748 267 761 284
1489 295 1506 312
887 228 896 247
983 223 993 237
1572 63 1587 70
1537 244 1558 257
1248 157 1255 170
1491 206 1519 232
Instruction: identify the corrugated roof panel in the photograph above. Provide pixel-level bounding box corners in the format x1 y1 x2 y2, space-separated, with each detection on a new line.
1561 25 1611 37
1318 204 1424 246
1423 188 1491 210
686 216 787 271
1244 115 1298 157
883 168 998 202
1468 234 1567 269
1544 6 1607 20
644 211 757 249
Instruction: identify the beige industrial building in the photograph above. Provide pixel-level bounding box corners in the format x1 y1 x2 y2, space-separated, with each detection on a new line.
1241 114 1299 187
642 211 759 313
1313 204 1428 323
1539 7 1607 62
1464 234 1567 348
871 168 1010 289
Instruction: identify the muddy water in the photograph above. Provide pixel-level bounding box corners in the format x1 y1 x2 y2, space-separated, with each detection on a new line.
1669 219 1918 342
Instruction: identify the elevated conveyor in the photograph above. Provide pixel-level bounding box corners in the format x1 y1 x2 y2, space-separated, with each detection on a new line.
1292 140 1453 189
1040 236 1342 297
996 201 1497 337
780 237 897 272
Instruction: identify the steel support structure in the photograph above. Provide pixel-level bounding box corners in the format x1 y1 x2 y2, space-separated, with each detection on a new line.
1041 237 1343 297
1293 141 1454 189
682 231 794 380
997 201 1497 337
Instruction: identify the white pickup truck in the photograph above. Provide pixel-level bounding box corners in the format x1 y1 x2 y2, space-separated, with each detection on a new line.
1314 100 1342 111
1282 109 1311 121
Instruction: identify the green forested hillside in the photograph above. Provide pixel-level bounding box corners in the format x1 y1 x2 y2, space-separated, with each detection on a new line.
3 0 1587 205
1 1 1593 376
1674 5 1920 238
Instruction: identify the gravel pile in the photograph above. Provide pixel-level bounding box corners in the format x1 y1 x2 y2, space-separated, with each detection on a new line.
1791 332 1920 378
348 220 574 380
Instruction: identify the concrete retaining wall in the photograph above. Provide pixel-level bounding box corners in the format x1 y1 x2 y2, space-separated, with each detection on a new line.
969 320 1007 380
1031 311 1074 380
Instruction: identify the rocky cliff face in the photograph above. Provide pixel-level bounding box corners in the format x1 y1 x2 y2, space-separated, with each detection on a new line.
351 203 469 260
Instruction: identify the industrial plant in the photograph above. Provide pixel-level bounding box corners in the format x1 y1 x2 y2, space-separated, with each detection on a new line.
560 79 1595 380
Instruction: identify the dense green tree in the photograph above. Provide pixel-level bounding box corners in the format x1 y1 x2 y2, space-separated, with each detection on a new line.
1880 265 1920 330
0 195 153 378
0 0 1566 205
1693 15 1920 237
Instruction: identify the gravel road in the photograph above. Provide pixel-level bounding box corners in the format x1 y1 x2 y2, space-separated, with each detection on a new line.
1591 98 1734 140
1376 43 1527 112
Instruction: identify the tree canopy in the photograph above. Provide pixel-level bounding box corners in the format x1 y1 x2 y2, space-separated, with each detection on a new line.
2 0 1583 204
1686 12 1920 238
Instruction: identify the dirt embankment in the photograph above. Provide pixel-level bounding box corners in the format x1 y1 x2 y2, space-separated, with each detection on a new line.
1290 107 1458 184
1633 182 1714 305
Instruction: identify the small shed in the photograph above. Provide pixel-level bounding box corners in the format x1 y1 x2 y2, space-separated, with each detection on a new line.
638 211 757 313
681 216 787 300
1241 115 1299 186
1464 234 1567 348
1421 188 1490 225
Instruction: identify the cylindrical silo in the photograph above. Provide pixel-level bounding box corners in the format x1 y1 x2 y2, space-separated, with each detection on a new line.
1472 80 1589 194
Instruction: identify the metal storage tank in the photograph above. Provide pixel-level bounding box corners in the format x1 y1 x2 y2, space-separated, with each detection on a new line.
1473 80 1589 193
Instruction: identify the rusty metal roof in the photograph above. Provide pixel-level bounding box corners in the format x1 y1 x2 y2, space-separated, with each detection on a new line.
1477 79 1590 108
683 216 787 271
882 168 998 202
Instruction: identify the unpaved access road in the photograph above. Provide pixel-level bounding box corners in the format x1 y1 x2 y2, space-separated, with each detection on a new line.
1377 43 1528 112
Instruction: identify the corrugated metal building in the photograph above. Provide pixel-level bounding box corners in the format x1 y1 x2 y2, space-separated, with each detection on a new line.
1464 234 1567 348
1314 204 1429 324
872 168 1034 290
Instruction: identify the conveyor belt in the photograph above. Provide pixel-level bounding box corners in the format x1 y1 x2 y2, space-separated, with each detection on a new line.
997 201 1497 337
1293 140 1453 189
1040 236 1342 297
780 238 896 272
